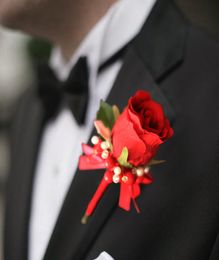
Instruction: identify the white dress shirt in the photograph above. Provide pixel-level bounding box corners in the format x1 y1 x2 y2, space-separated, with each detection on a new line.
94 251 114 260
28 1 156 260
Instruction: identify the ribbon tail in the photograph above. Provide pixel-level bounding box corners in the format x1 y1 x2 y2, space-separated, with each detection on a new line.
132 198 141 213
119 182 132 211
132 184 141 213
85 171 112 217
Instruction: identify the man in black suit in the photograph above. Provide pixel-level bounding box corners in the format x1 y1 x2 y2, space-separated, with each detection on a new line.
1 0 219 259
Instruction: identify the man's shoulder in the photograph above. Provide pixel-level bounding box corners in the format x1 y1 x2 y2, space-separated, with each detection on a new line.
12 86 35 119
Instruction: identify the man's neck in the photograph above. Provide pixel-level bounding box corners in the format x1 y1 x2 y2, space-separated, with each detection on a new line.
56 0 118 62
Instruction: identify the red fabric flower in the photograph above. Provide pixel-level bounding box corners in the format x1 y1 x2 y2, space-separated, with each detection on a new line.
112 90 173 166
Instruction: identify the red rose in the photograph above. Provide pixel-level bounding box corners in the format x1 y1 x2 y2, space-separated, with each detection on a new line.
112 90 174 166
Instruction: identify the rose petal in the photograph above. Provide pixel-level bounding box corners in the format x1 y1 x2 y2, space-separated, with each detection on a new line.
112 109 147 166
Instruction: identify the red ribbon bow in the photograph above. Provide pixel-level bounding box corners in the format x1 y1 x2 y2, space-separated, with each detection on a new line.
79 141 152 223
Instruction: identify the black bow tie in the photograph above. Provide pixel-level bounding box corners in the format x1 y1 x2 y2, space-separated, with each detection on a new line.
37 56 89 125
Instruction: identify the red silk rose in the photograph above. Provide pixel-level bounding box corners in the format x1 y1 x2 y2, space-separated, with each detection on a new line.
79 90 174 222
112 90 173 166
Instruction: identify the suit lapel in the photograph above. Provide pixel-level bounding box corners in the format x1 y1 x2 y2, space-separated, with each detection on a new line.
5 91 45 260
133 0 188 81
44 0 188 259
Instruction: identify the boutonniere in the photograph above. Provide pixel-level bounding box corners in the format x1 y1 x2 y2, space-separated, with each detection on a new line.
79 90 174 224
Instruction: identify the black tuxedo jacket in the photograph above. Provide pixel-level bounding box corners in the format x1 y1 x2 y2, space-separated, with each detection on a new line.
4 0 219 259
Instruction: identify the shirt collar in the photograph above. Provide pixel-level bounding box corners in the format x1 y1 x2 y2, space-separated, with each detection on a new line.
50 0 156 81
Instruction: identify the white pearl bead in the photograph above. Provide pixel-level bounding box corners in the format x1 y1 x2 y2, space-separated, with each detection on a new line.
136 167 144 177
113 166 122 175
91 135 99 145
144 167 150 173
113 175 120 183
100 141 110 150
101 150 109 159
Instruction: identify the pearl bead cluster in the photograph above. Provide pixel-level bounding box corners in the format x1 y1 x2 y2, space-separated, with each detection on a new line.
112 166 121 183
91 135 110 160
91 135 150 185
133 166 150 177
112 165 150 184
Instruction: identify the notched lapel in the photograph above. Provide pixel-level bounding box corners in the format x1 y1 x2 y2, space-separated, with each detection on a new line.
107 46 175 124
133 0 188 81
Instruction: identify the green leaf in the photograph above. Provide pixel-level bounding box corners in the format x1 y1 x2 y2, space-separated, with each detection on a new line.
96 100 116 129
118 147 132 168
112 105 120 121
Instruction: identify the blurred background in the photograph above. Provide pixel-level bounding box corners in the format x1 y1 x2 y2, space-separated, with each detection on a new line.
0 0 218 259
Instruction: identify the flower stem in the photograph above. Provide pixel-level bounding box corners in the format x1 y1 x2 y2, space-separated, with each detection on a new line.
81 214 89 224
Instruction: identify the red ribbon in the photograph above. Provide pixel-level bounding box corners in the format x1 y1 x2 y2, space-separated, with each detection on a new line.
79 142 153 221
85 171 113 217
119 173 152 212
